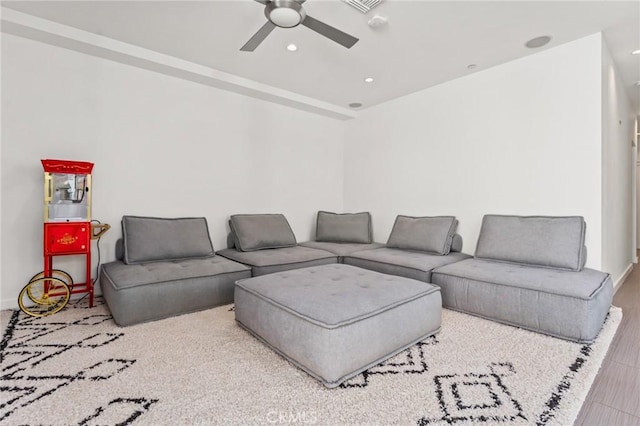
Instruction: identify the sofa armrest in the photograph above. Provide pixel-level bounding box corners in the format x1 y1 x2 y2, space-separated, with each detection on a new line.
450 234 463 252
115 238 125 261
227 232 236 249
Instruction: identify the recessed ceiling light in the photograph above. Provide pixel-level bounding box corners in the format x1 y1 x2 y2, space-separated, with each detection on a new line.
467 64 477 70
635 81 640 87
364 77 374 83
367 15 388 28
525 35 552 49
286 43 298 52
632 49 640 55
349 102 363 108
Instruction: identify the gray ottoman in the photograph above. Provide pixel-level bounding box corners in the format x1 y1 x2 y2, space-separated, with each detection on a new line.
234 264 442 388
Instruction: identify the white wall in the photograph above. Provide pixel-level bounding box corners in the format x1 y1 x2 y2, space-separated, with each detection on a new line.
344 34 604 270
3 30 635 310
637 159 640 249
601 39 637 286
637 118 640 250
0 34 345 309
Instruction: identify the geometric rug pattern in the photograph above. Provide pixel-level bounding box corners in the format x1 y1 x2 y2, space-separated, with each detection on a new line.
0 298 621 425
1 298 156 425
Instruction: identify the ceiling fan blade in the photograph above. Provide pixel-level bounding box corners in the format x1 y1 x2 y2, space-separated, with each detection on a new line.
240 21 277 51
301 15 358 49
253 0 269 4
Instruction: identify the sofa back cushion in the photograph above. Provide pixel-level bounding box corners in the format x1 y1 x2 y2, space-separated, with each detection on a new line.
474 215 586 271
230 214 297 252
386 215 458 255
122 216 214 264
316 211 372 244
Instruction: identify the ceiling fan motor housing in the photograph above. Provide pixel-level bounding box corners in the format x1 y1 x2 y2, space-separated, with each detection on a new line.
265 0 307 28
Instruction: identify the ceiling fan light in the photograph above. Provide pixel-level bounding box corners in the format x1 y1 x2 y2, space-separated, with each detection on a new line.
269 7 303 27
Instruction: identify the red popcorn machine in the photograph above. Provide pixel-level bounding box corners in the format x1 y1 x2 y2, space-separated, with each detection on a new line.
18 159 110 317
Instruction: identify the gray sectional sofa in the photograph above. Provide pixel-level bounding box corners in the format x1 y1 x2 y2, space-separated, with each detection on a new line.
431 215 614 343
100 216 251 326
100 211 614 348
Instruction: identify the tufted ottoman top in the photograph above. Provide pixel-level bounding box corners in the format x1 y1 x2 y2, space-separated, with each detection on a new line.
235 264 439 328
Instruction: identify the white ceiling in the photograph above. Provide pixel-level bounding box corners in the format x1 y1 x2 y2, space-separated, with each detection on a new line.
2 0 639 114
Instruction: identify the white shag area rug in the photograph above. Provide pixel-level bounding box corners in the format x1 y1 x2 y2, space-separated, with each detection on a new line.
1 298 621 426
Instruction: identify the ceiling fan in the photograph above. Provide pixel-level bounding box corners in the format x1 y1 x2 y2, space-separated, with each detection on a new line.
241 0 359 52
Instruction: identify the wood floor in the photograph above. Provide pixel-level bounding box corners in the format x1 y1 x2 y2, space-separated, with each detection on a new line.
575 255 640 426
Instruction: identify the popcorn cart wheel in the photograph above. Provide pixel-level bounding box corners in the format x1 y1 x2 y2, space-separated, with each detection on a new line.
18 277 71 317
28 269 74 290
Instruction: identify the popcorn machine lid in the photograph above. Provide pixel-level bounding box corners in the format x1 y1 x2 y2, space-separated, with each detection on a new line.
41 159 94 174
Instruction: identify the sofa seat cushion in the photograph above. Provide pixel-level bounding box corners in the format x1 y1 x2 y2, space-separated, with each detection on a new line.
216 246 337 276
102 256 249 289
100 257 251 326
299 241 385 260
431 258 613 343
234 264 442 388
343 248 471 283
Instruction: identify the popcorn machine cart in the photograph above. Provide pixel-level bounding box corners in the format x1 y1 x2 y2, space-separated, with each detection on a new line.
18 159 110 317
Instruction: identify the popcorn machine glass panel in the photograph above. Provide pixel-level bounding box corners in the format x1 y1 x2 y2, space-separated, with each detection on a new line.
42 160 93 222
47 173 90 221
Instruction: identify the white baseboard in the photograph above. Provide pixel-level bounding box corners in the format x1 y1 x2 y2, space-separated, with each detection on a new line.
614 263 634 293
1 298 18 311
1 288 103 312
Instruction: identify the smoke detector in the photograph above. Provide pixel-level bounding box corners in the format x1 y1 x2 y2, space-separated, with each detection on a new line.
344 0 383 14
